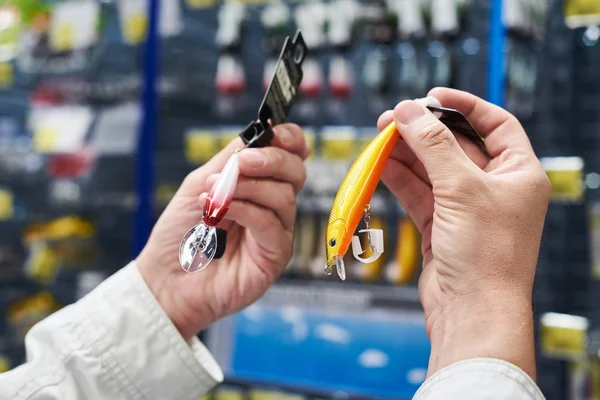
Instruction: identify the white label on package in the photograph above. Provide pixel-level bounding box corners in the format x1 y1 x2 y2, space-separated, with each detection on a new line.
118 0 181 44
32 106 93 154
50 1 100 51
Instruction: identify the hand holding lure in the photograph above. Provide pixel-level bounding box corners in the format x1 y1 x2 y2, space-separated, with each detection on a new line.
178 31 308 273
326 97 488 280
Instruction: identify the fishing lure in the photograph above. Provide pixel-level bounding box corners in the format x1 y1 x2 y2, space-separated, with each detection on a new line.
326 97 487 280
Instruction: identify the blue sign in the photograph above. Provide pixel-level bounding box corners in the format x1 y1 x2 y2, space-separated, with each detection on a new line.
218 305 431 399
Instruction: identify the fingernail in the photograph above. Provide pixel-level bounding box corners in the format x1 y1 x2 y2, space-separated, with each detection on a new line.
241 149 266 167
415 96 441 108
397 101 426 126
277 127 293 145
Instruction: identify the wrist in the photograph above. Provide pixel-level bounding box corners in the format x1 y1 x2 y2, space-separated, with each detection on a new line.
135 249 212 341
426 290 535 380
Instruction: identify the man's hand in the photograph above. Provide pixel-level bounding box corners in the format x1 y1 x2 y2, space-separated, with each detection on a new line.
378 88 551 379
136 124 309 341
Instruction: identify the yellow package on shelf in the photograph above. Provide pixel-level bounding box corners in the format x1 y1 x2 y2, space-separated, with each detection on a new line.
214 387 244 400
303 127 317 159
565 0 600 27
220 128 243 150
0 188 14 221
540 312 588 360
0 62 13 88
51 23 74 52
124 12 148 44
0 356 10 373
33 126 59 154
185 130 220 164
541 157 585 202
320 126 357 161
385 217 420 285
186 0 217 7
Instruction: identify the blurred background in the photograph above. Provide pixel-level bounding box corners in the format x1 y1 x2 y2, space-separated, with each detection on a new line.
0 0 598 399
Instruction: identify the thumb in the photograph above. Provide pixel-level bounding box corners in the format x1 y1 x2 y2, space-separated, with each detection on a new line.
393 100 477 186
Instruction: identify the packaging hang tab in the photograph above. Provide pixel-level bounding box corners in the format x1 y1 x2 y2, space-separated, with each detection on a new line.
239 30 308 148
427 105 490 158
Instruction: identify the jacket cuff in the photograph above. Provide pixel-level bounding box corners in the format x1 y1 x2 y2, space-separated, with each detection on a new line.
413 358 545 400
75 261 224 399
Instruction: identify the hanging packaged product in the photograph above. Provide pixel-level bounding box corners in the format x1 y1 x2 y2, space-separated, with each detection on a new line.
540 157 585 203
0 186 14 221
320 126 357 162
0 6 20 61
117 0 181 45
30 105 93 155
49 1 100 53
540 312 588 360
327 0 358 48
329 55 353 100
179 31 308 273
215 54 246 96
390 0 426 39
327 0 357 100
216 2 246 51
430 0 461 37
185 129 220 165
361 0 398 44
260 1 292 55
6 291 61 342
385 216 421 285
563 0 599 28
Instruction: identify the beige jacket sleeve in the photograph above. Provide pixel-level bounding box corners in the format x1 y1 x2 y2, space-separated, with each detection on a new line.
0 262 223 400
414 358 547 400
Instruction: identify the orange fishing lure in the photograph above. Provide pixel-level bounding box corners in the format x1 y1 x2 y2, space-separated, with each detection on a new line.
325 97 443 280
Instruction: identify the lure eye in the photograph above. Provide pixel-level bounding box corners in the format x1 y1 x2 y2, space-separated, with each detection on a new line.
203 210 207 217
329 239 337 247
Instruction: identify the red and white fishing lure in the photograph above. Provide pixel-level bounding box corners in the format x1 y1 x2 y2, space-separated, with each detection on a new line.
179 151 240 272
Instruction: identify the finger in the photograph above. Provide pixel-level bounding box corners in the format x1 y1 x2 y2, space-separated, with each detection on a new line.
393 100 480 186
379 113 489 186
185 124 308 187
377 110 394 131
381 158 434 233
237 147 307 194
205 174 297 230
225 200 293 273
428 87 535 158
272 123 310 160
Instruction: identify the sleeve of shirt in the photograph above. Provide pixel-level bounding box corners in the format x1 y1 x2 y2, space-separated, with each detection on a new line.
0 261 224 400
413 358 546 400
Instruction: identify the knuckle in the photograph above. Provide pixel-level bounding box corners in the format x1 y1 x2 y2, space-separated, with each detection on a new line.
272 149 285 168
284 185 297 207
417 120 455 149
298 164 307 186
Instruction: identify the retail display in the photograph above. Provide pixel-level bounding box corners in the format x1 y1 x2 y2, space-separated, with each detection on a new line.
0 1 598 399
